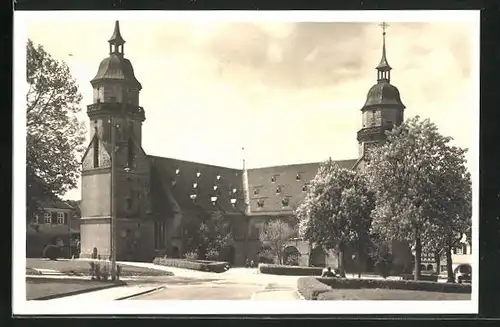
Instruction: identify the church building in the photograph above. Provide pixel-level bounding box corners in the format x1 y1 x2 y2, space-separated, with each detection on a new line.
79 21 412 271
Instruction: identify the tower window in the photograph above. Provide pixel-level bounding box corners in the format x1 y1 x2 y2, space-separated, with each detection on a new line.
127 138 135 169
257 199 264 208
93 138 99 168
276 186 282 194
271 176 276 183
254 188 260 195
282 198 290 207
296 173 302 181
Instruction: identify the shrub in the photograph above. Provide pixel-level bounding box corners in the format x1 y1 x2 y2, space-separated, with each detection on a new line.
153 257 229 273
258 264 324 276
297 277 333 300
401 273 438 282
42 244 61 260
184 251 198 260
375 252 393 278
316 277 471 294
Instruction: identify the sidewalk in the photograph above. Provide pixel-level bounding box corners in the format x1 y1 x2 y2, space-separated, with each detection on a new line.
250 289 302 300
46 284 165 302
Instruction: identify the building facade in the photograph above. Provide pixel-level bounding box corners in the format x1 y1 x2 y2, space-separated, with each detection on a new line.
79 21 412 271
27 199 80 258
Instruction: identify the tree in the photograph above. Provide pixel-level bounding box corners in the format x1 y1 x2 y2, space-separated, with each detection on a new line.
259 219 296 265
185 211 233 260
295 159 375 277
26 39 86 222
366 116 471 281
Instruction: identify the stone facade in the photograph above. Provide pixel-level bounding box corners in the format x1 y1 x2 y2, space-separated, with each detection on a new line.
80 21 412 269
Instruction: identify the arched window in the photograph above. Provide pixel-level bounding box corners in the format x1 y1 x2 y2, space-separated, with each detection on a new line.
93 138 99 168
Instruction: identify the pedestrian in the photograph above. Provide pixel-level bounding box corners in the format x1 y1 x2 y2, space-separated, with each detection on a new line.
245 258 250 268
321 267 336 278
250 260 255 268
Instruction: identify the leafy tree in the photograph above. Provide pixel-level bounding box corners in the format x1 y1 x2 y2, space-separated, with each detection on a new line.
296 159 375 277
26 39 86 222
366 116 471 281
185 211 233 260
259 219 296 265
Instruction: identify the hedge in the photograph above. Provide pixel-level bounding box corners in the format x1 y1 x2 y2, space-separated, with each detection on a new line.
401 274 438 282
152 257 230 273
317 277 471 294
258 264 324 276
297 277 333 300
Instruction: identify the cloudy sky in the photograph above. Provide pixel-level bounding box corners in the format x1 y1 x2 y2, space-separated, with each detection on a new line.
23 13 478 200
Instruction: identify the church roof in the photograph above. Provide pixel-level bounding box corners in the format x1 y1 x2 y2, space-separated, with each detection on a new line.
90 54 142 89
147 155 357 217
148 156 246 216
108 21 125 45
247 159 357 213
361 81 405 110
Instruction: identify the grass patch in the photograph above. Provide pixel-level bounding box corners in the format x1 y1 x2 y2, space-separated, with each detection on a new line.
26 278 124 300
259 264 324 276
317 288 471 301
26 258 173 277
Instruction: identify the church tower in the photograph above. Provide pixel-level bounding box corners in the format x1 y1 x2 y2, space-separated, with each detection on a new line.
356 23 406 160
80 21 153 261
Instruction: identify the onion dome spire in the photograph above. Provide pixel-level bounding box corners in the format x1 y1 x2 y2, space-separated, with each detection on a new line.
108 21 125 56
376 22 392 83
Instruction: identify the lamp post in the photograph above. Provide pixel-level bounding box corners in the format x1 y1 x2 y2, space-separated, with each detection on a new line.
110 116 118 280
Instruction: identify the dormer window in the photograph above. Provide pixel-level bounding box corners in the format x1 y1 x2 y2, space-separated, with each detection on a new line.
296 173 302 181
171 180 176 186
230 198 237 206
271 176 276 183
302 185 308 192
193 183 198 189
257 199 264 208
216 175 221 180
276 186 282 194
213 185 218 191
175 168 180 175
282 198 290 207
232 188 237 194
196 172 201 178
190 194 197 200
254 188 260 195
210 196 218 205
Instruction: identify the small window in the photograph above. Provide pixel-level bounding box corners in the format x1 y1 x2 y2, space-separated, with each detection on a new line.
276 186 282 194
44 212 51 224
193 183 198 189
190 193 197 201
216 174 221 180
282 198 290 207
175 168 180 175
232 188 237 194
271 176 276 183
33 215 39 224
196 172 201 178
210 196 218 205
296 173 301 181
302 185 308 192
257 199 264 208
230 198 237 205
254 188 260 195
213 185 218 191
57 212 65 225
462 244 468 255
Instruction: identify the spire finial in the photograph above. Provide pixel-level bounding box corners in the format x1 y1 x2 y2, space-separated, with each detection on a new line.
376 22 392 83
242 147 246 170
108 20 126 56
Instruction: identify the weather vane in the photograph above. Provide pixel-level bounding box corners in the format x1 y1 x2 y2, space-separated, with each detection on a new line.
378 22 390 35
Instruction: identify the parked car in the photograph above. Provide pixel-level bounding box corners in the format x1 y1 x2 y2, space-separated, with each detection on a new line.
454 264 471 284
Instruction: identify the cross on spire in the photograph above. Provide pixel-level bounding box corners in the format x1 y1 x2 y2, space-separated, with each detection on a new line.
376 21 392 83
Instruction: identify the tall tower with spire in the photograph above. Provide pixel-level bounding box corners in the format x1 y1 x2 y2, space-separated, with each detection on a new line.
356 22 406 163
80 21 153 260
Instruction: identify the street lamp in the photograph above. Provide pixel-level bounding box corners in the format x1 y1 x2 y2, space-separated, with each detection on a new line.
109 116 119 281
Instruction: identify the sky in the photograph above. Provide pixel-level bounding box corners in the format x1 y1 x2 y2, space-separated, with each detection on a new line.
23 14 479 201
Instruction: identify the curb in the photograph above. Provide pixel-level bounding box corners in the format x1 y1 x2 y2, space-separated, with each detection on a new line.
116 285 166 300
31 281 127 300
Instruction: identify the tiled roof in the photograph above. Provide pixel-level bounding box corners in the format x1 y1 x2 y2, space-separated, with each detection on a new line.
40 198 75 210
148 156 246 215
247 159 357 213
148 156 356 216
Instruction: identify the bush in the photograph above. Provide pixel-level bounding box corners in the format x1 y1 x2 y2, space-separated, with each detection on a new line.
316 277 471 294
42 244 61 260
297 277 333 300
374 253 393 278
258 263 324 276
184 251 198 260
153 257 229 273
